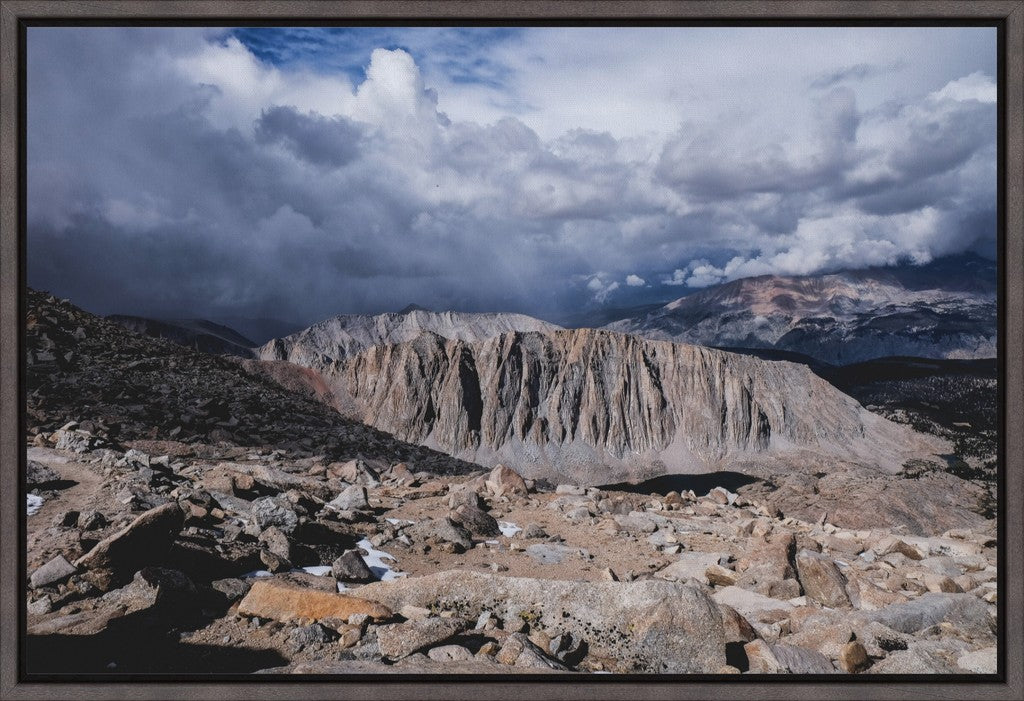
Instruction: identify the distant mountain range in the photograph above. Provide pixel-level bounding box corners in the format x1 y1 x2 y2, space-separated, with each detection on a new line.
106 315 257 358
603 254 996 364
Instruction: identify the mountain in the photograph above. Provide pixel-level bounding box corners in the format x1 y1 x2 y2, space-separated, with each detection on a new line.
27 289 479 475
308 328 946 484
604 254 996 365
256 309 562 369
107 315 256 357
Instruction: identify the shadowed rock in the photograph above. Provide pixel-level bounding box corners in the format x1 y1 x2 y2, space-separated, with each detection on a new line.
74 502 184 591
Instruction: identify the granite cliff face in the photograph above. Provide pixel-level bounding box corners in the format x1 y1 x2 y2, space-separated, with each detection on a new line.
257 309 561 369
323 329 944 483
604 255 996 365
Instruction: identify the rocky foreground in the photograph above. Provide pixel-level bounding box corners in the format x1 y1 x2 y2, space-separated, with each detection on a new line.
26 445 996 675
24 289 997 675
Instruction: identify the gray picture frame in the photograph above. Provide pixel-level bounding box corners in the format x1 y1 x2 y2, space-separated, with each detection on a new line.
1 2 1021 699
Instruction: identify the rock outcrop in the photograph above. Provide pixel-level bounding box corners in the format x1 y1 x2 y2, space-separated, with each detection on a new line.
355 570 727 673
326 329 945 483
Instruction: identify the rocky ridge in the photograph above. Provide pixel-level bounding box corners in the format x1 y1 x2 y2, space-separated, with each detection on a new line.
26 288 478 476
316 328 946 484
256 308 562 369
604 255 997 365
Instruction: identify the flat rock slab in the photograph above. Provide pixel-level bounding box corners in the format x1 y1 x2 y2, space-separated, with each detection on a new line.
857 593 992 636
524 543 581 565
656 552 727 584
237 580 392 625
713 586 794 619
30 555 77 589
355 570 725 673
376 617 466 659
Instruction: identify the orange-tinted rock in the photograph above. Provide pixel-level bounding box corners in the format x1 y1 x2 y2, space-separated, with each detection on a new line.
237 580 392 624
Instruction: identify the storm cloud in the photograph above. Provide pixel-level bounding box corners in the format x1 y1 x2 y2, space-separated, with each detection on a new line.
26 26 997 325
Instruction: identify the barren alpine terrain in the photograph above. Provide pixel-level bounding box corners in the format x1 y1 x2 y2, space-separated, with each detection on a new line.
24 289 998 676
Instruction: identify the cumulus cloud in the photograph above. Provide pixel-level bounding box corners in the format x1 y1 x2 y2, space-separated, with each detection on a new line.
25 27 997 327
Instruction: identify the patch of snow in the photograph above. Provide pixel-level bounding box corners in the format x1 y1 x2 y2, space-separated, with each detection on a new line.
301 565 333 577
484 540 499 545
357 538 406 581
385 517 415 526
26 494 43 516
336 582 350 593
498 521 521 537
240 570 272 578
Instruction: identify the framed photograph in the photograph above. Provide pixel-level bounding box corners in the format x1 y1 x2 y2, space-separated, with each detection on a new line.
2 2 1021 700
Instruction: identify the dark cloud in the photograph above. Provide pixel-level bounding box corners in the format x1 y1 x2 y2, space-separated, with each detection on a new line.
255 106 364 168
26 28 997 325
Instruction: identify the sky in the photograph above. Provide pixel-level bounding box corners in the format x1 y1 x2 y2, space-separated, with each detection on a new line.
26 26 997 327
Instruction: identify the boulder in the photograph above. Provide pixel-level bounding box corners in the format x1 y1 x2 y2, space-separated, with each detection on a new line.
428 645 474 662
289 623 336 649
376 618 466 660
485 464 528 498
388 462 417 486
713 586 793 620
451 503 501 537
717 604 758 643
495 632 567 670
355 570 726 673
839 641 870 673
326 485 369 512
771 642 836 674
237 580 392 624
874 536 925 561
332 550 378 583
329 459 379 487
74 502 184 591
744 639 783 673
29 555 77 589
735 531 798 596
406 518 473 551
706 564 739 587
249 497 299 534
446 485 483 510
869 642 962 674
26 460 60 487
794 549 852 609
